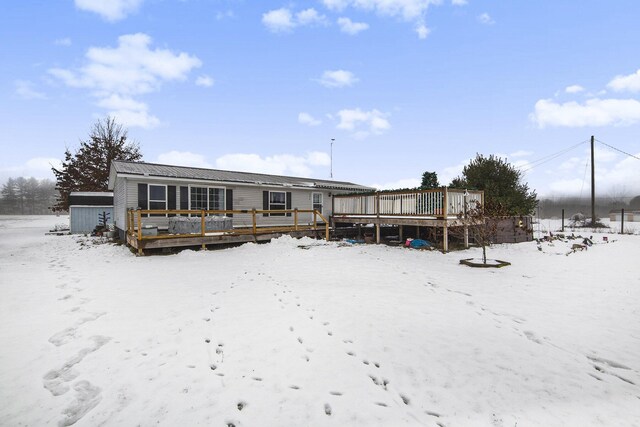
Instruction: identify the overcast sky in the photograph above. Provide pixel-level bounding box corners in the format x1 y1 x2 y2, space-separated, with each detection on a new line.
2 0 639 197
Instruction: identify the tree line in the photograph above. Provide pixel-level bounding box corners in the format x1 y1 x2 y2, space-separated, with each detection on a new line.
0 177 58 214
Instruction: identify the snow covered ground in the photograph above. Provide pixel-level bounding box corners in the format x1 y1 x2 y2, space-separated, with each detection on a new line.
1 215 639 426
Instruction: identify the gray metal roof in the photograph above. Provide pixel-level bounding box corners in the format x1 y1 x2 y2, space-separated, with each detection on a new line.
111 160 373 192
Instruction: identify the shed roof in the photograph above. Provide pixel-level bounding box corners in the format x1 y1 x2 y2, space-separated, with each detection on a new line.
70 192 114 197
109 160 373 192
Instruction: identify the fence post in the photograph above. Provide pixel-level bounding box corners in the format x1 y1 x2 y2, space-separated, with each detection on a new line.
136 209 143 255
201 210 206 250
621 208 625 235
252 209 257 235
376 192 381 244
442 187 449 252
561 209 565 232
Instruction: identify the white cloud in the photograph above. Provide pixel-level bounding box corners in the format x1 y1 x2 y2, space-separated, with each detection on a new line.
546 150 640 196
262 8 295 32
196 75 214 87
49 33 201 95
296 8 328 26
607 69 640 93
337 17 369 34
298 112 322 126
322 0 436 21
531 98 640 128
321 0 440 38
477 13 495 25
96 94 160 129
49 33 201 128
306 151 331 166
510 150 533 158
415 23 430 39
215 10 234 20
318 70 359 88
565 85 584 94
262 8 326 32
14 80 47 100
438 159 470 186
336 108 390 138
371 178 421 190
0 157 62 184
75 0 143 21
451 0 467 5
54 38 72 46
156 151 212 168
215 152 331 177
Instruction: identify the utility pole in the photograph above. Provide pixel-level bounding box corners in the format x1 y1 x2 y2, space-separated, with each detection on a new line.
330 138 335 179
591 135 595 225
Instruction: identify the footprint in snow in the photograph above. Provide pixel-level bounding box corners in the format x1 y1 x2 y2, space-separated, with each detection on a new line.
324 403 332 415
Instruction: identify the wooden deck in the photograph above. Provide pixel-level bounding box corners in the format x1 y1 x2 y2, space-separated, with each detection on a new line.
332 188 484 251
126 208 329 255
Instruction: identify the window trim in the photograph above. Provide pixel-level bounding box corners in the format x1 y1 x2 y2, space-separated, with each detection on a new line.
188 185 227 211
269 190 286 216
312 192 323 214
148 184 167 216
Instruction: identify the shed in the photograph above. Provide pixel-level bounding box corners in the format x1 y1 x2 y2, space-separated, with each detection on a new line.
609 210 640 222
69 192 114 234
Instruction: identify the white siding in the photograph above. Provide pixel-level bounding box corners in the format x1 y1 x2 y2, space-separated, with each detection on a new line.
117 177 338 230
70 206 114 234
113 177 127 231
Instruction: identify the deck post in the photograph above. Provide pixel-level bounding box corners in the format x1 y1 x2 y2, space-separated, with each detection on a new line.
399 225 403 242
201 210 206 250
252 209 257 235
313 211 317 232
294 209 298 231
443 222 449 252
463 190 469 249
376 192 381 244
464 225 469 248
442 188 449 252
136 209 143 255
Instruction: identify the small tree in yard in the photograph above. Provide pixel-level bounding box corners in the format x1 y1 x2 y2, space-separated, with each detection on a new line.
52 117 142 212
460 200 507 265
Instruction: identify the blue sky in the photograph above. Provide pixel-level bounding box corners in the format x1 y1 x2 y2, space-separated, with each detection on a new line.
2 0 640 197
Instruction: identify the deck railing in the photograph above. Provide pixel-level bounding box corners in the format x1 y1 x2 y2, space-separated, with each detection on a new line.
127 208 330 243
333 188 483 217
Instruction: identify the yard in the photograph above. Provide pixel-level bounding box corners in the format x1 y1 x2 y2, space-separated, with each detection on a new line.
0 215 638 426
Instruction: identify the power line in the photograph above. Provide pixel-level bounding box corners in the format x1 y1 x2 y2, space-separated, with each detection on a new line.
595 139 640 161
519 139 589 173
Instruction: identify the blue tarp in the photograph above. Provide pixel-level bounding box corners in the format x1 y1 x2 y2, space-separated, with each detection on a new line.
409 239 432 249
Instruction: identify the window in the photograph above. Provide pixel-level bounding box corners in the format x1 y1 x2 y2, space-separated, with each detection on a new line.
190 187 207 210
148 185 167 216
190 186 225 211
269 191 286 216
208 188 225 211
312 192 323 214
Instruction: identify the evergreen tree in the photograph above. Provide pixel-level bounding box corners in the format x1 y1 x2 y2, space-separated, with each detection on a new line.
420 171 440 189
52 117 142 211
450 154 537 215
0 178 19 214
0 177 57 214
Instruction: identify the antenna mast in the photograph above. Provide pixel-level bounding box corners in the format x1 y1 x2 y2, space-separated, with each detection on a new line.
330 138 335 179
